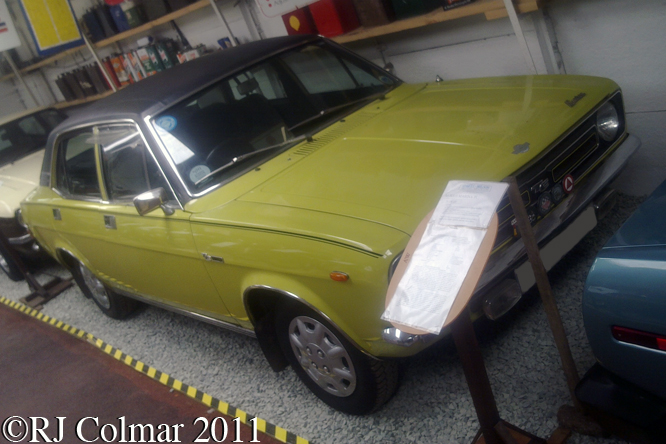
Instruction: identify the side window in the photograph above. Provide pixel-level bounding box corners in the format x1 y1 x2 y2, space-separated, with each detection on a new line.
0 129 11 152
18 116 46 136
55 128 101 198
98 124 169 202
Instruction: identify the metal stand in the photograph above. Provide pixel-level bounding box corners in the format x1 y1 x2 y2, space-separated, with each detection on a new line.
452 307 546 444
0 230 72 310
506 176 602 437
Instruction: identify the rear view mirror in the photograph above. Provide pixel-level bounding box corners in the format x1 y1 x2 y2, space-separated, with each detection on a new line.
133 188 175 216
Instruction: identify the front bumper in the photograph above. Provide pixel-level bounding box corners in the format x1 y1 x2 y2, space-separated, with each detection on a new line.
383 134 639 347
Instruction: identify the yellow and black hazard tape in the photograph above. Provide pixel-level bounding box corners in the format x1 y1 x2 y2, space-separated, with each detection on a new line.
0 295 310 444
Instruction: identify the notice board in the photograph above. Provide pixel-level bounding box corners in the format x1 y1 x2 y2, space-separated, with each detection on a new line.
19 0 82 56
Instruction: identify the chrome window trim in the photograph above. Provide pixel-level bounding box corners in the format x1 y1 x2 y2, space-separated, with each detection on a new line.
242 284 379 359
50 119 183 210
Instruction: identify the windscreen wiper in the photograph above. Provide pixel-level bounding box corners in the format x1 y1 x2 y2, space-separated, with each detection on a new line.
194 134 308 186
288 91 387 132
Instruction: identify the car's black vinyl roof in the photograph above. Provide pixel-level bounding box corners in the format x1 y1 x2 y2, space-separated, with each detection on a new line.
40 35 320 190
62 34 318 128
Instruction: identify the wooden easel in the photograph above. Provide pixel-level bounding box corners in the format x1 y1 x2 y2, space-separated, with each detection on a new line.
386 210 547 444
0 229 72 309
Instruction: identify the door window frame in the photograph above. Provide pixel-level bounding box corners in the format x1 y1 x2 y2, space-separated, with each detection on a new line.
51 119 182 209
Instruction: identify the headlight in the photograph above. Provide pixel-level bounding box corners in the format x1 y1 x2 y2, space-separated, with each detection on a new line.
596 102 620 142
15 208 27 229
388 252 403 283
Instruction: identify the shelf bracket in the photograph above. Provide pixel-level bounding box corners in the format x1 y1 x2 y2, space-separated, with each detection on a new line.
2 51 41 107
82 34 117 93
502 0 538 75
209 0 238 47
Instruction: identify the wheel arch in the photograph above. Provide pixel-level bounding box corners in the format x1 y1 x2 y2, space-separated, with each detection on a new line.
243 284 375 372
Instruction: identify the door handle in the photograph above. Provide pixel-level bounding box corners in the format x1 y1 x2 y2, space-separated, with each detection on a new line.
53 209 61 220
104 215 116 230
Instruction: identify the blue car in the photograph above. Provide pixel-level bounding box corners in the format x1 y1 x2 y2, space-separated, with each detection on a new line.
578 179 666 430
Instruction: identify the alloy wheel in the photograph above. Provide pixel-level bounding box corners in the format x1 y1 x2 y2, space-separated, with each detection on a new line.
287 315 356 397
79 263 111 310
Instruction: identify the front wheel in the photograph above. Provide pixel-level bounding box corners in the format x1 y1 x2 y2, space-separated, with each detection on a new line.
73 262 138 319
276 304 399 415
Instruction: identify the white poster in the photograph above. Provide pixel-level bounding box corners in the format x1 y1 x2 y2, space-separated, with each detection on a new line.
0 0 21 52
254 0 318 18
382 181 509 334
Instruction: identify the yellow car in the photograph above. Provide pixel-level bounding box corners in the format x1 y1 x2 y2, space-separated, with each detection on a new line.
21 35 639 414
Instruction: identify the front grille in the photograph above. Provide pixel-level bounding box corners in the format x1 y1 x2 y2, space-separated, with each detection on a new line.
494 92 625 249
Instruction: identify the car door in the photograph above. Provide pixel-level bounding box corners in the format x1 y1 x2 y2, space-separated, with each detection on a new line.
52 122 233 320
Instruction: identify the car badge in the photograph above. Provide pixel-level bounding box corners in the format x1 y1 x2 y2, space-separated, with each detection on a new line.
551 184 564 203
512 142 530 155
562 174 575 194
565 92 586 108
538 192 553 215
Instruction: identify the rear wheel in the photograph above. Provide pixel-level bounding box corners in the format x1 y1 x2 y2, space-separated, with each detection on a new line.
73 262 138 319
276 303 399 415
0 242 23 281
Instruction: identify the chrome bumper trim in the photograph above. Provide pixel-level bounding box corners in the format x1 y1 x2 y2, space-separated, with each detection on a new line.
8 233 34 246
477 134 640 293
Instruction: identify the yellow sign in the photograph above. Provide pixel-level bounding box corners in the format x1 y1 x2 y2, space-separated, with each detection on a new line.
20 0 82 56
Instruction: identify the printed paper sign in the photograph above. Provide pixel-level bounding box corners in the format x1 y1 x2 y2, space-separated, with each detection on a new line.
254 0 318 18
0 0 21 52
382 181 508 334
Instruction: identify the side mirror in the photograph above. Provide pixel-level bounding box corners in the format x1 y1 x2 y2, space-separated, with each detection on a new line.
133 188 175 216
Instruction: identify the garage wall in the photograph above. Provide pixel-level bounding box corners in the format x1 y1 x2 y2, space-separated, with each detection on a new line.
547 0 666 196
1 0 664 194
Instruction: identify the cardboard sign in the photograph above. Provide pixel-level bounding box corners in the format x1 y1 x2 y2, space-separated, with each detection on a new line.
0 0 21 52
383 181 507 334
255 0 318 18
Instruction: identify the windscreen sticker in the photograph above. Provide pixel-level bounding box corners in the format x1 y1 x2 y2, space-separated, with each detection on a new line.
156 116 177 132
189 165 211 183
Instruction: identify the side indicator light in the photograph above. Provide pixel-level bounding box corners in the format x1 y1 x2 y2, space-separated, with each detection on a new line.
330 272 349 282
612 326 666 351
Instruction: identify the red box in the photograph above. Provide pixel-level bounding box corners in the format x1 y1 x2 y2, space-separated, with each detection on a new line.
282 8 318 35
309 0 360 37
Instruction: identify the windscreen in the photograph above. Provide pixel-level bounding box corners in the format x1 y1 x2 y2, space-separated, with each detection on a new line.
151 41 398 194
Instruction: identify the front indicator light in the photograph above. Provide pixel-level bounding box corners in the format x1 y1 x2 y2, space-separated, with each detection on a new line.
596 102 620 141
330 271 349 282
612 326 666 352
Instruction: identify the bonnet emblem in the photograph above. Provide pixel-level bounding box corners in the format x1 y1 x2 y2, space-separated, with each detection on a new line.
512 142 530 155
565 92 586 108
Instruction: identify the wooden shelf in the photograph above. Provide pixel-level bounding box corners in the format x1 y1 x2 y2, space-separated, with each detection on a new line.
94 0 210 48
52 89 117 109
0 72 15 82
21 44 87 74
2 0 210 83
333 0 543 44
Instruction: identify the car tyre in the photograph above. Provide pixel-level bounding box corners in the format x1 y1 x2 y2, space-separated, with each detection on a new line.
276 303 399 415
73 261 138 319
0 242 23 281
